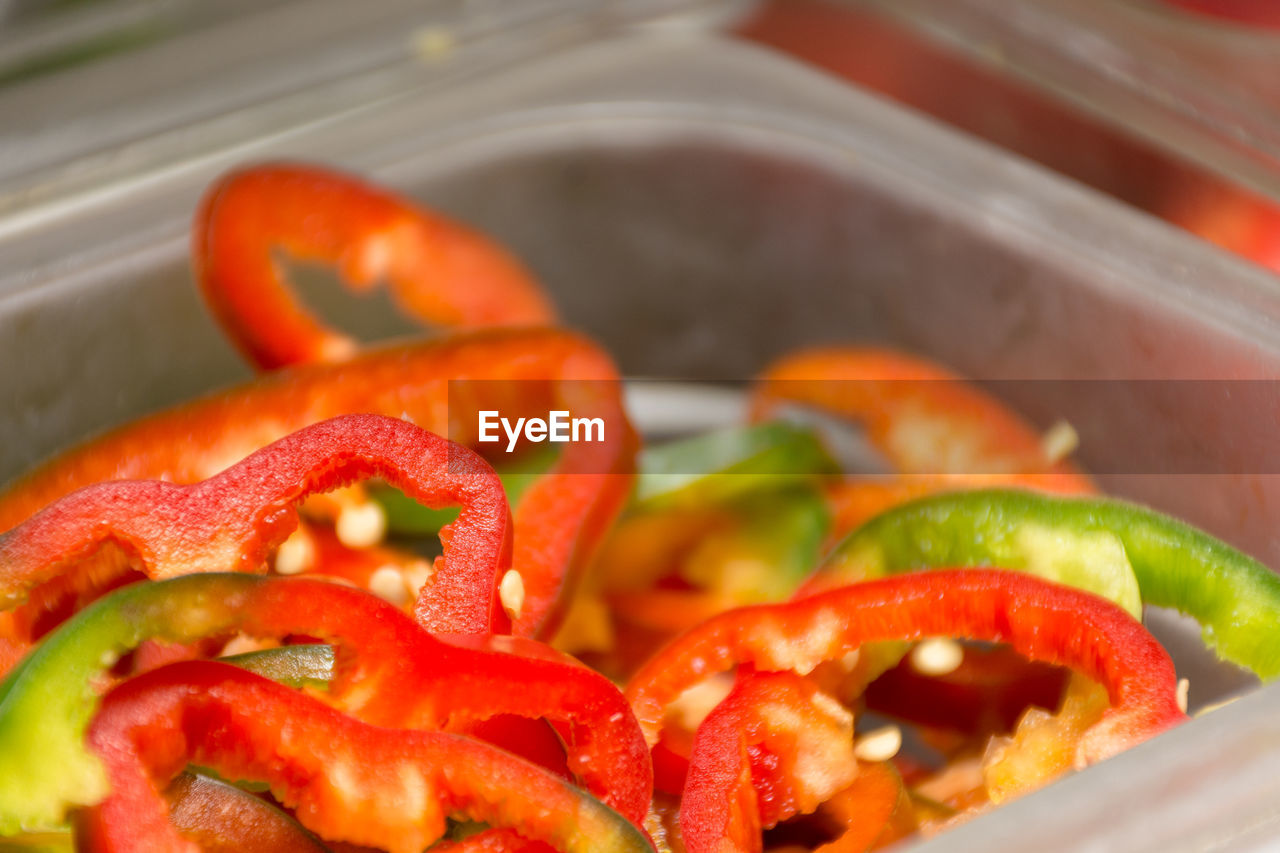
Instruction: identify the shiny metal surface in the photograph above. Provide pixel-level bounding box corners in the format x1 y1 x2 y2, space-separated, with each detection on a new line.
864 0 1280 202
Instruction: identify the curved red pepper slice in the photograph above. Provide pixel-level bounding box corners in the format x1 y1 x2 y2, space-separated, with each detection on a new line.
77 662 654 853
0 414 512 643
626 570 1186 767
0 329 635 641
680 669 858 853
749 347 1092 491
0 571 650 832
814 762 915 853
193 163 556 370
409 632 653 825
217 577 653 817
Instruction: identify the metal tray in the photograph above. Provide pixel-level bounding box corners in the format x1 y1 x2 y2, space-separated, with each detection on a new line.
1 31 1278 852
858 0 1280 204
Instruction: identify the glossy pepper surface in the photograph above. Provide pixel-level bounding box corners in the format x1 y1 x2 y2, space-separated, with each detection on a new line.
821 489 1280 679
0 413 512 665
0 572 650 834
77 662 653 853
626 570 1186 765
0 330 637 641
193 163 556 369
749 346 1092 491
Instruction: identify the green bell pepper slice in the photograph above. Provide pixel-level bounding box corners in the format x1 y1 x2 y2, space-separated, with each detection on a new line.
0 574 287 832
822 489 1280 679
682 486 831 604
220 644 335 690
634 421 837 510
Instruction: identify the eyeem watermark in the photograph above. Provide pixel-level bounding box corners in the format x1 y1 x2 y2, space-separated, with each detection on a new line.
478 410 605 452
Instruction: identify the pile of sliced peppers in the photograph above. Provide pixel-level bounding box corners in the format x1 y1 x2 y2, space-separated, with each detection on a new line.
0 163 1274 852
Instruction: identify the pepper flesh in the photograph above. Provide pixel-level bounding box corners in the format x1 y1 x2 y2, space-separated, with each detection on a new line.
812 761 916 853
77 662 653 853
821 488 1280 679
625 570 1186 767
0 574 650 834
0 329 635 641
193 163 555 369
749 346 1091 491
680 669 858 853
822 472 1094 547
0 413 513 651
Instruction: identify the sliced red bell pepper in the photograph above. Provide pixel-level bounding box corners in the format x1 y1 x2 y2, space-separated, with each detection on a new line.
812 761 915 853
749 346 1092 491
0 573 651 834
980 672 1111 805
76 661 653 853
221 643 572 785
405 632 652 824
193 163 556 370
696 763 913 853
164 772 330 853
625 570 1186 767
680 669 858 853
820 488 1280 680
0 329 636 641
0 413 513 644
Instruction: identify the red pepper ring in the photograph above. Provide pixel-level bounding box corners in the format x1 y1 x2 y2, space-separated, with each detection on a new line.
416 633 654 825
812 762 915 853
0 573 650 831
680 669 859 853
0 329 636 643
625 570 1187 768
77 662 655 853
749 347 1092 491
182 576 654 825
0 414 514 636
193 163 557 370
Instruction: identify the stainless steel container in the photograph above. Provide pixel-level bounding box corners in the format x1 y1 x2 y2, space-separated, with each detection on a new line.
1 19 1278 852
860 0 1280 202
